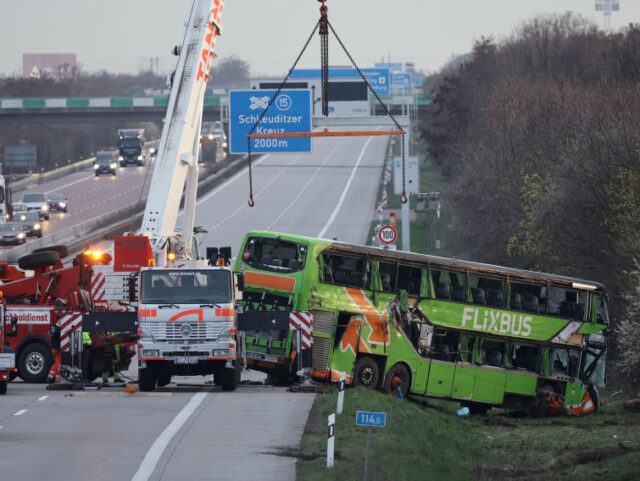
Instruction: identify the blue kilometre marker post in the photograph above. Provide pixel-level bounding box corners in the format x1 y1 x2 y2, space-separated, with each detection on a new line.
355 411 386 481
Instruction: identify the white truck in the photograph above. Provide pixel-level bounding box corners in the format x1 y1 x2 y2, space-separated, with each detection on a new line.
91 0 238 391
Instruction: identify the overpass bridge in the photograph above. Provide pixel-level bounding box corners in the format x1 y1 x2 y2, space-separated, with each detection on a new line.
0 94 429 125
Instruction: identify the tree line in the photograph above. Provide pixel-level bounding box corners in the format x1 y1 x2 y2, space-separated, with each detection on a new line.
420 13 640 389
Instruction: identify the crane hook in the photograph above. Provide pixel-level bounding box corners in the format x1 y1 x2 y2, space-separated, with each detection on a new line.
248 195 255 207
401 191 408 204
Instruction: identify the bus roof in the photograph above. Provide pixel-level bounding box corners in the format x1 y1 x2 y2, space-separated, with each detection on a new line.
243 230 606 291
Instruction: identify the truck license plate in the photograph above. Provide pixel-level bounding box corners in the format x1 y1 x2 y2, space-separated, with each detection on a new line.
174 357 197 364
246 352 263 360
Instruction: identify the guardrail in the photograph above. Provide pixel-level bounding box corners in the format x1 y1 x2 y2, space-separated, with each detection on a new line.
9 157 96 193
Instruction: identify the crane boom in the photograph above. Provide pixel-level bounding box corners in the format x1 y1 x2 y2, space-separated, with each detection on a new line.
140 0 225 260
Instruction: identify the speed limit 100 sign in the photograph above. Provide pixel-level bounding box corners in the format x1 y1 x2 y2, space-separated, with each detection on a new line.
378 225 397 245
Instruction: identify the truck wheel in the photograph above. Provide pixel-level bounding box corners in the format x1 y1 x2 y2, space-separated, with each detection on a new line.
0 380 7 395
18 250 60 270
353 357 380 390
18 343 53 383
138 367 156 392
156 369 172 387
220 367 237 391
31 245 69 258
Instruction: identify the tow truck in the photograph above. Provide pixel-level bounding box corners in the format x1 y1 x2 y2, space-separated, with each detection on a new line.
89 0 241 392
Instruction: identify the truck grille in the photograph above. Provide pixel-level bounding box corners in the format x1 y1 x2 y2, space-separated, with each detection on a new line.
144 322 224 343
312 310 334 334
312 336 331 373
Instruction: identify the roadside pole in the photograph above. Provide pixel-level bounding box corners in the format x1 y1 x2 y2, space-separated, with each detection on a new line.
327 413 335 468
337 373 345 414
401 195 410 251
363 427 372 481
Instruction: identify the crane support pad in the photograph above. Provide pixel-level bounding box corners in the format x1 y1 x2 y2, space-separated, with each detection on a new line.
83 311 138 332
238 311 291 331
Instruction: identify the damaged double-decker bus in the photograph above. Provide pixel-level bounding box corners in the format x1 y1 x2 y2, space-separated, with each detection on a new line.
235 230 607 416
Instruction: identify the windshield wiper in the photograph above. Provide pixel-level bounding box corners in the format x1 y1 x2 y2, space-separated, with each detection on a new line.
158 303 180 308
199 303 222 308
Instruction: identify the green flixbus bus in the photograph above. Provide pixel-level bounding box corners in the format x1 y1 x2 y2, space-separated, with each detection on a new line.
234 230 608 415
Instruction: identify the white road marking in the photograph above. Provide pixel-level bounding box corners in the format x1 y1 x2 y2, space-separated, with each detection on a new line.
14 409 27 416
37 395 48 402
131 392 208 481
43 174 94 195
318 136 375 238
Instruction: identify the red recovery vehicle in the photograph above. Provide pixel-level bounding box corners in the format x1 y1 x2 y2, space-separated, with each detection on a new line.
0 246 136 383
0 295 16 394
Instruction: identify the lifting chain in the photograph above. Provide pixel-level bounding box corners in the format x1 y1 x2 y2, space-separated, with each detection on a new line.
319 0 329 117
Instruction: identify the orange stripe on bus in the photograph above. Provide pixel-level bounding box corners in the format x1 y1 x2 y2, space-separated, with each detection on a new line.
245 271 296 292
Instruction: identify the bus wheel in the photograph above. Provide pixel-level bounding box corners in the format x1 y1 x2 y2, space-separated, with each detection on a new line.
384 363 410 398
353 357 379 389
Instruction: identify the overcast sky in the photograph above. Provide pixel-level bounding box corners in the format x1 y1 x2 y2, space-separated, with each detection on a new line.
2 1 639 78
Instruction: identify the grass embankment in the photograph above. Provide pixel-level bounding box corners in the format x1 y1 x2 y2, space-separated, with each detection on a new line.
296 387 640 481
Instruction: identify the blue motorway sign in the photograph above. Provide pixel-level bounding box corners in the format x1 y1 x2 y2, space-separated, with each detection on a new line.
391 72 413 91
355 411 387 428
290 68 390 96
414 76 427 88
229 89 311 154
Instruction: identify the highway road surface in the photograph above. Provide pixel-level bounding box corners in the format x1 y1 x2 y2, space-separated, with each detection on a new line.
2 130 388 480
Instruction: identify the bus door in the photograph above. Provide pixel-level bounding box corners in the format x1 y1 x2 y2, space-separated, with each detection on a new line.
425 329 458 397
451 333 477 400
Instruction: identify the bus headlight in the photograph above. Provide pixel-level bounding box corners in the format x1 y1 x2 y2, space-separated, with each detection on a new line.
213 349 229 357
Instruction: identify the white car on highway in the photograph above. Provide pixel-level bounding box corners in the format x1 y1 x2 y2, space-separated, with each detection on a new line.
21 193 50 220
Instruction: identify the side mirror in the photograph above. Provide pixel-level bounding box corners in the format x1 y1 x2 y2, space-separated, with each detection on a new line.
236 273 244 292
8 316 18 337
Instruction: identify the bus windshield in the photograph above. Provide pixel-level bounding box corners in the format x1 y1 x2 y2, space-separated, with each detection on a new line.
241 236 307 272
141 269 231 304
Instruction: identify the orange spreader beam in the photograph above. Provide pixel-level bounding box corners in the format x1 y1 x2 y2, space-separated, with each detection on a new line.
247 128 405 139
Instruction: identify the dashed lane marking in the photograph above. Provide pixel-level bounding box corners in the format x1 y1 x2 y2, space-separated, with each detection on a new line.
37 395 48 402
13 409 27 416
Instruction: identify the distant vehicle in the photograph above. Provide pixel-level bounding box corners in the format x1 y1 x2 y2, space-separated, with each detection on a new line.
0 222 27 245
12 203 28 215
0 176 12 224
94 151 118 176
16 211 42 238
47 193 68 213
117 129 146 166
21 193 49 220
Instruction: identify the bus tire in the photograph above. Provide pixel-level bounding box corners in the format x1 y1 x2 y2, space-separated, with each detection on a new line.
353 357 380 390
138 368 156 392
31 245 69 258
384 363 410 398
18 343 52 383
18 251 60 270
